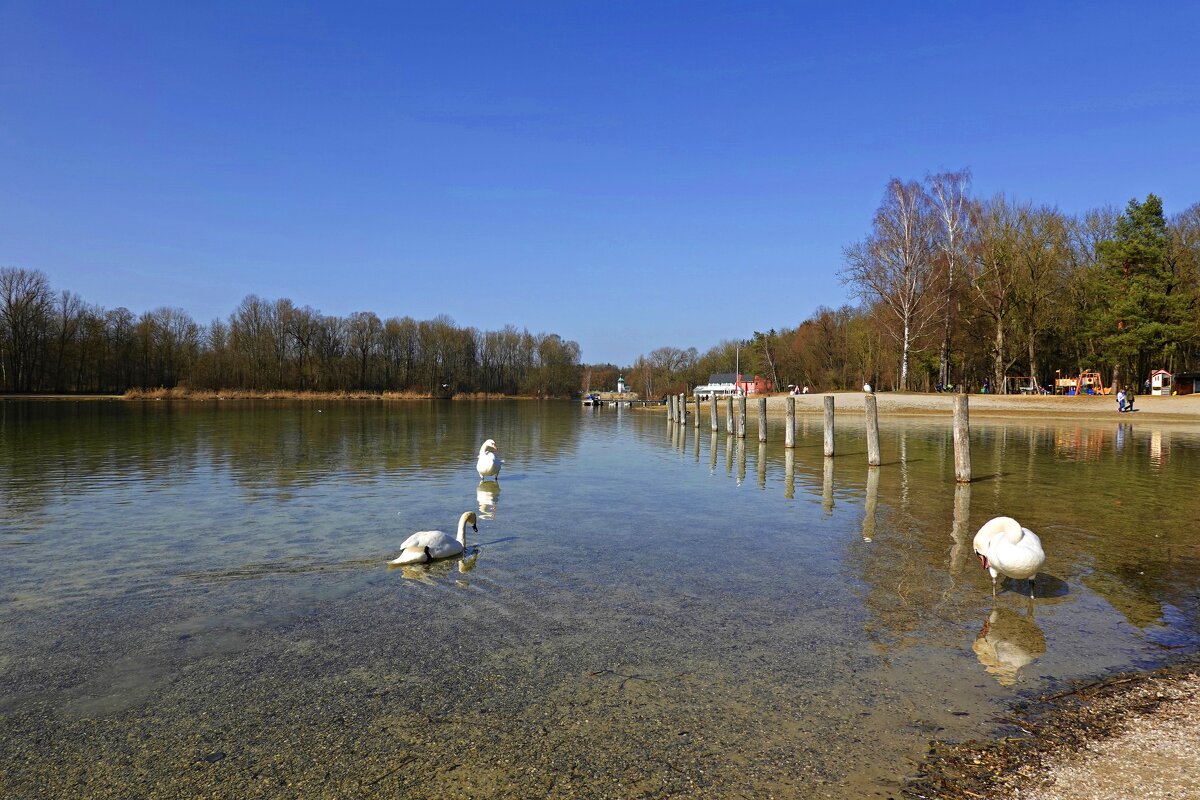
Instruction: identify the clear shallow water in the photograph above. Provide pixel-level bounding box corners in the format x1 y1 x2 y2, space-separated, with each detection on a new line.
1 400 1198 798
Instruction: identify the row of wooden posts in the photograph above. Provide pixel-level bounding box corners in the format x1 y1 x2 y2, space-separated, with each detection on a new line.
666 393 974 482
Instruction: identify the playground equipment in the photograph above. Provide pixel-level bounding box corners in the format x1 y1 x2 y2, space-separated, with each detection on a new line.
1054 371 1109 396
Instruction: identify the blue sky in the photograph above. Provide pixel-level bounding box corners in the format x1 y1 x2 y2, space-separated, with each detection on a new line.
2 1 1197 366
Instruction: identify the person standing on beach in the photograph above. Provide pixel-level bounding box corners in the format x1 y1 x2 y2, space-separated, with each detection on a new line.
1116 388 1126 412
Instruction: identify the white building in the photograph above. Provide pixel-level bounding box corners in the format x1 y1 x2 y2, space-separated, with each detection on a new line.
694 373 740 399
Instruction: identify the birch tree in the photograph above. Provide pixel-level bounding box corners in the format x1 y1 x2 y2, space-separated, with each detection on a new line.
927 169 975 388
841 179 941 390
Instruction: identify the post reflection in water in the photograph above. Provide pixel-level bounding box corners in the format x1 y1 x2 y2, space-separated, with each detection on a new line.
694 425 701 462
949 482 971 576
725 433 734 475
757 442 767 489
972 602 1046 686
862 466 879 542
736 438 747 486
822 457 834 515
476 480 500 520
709 432 718 474
784 448 795 500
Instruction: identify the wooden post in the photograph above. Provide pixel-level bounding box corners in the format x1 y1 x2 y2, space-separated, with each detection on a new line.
693 394 700 428
680 392 686 423
667 394 675 424
726 396 735 436
953 394 972 483
865 393 880 467
785 396 796 448
710 394 718 432
757 397 768 442
823 396 835 457
737 395 747 439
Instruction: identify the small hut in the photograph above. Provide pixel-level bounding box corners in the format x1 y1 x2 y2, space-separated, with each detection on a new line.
1149 369 1173 396
1173 372 1200 396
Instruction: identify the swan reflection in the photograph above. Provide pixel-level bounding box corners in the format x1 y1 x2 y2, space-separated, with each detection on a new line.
476 480 501 520
395 549 481 584
972 604 1046 686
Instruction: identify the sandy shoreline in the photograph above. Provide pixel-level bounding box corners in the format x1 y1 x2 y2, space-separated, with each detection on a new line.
907 659 1200 799
5 391 1199 422
770 390 1200 420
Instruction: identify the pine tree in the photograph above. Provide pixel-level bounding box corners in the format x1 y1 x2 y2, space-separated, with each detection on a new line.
1093 195 1188 388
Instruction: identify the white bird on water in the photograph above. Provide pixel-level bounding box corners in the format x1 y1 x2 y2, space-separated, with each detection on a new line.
972 516 1045 597
476 439 501 480
389 511 477 565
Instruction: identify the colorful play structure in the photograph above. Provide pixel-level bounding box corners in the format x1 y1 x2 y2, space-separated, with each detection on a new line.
1053 371 1111 396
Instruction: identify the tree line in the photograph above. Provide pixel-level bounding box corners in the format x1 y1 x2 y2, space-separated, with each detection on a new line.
0 272 581 397
7 172 1197 400
619 172 1199 396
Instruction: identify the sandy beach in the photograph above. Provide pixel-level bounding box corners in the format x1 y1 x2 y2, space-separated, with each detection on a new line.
763 390 1200 422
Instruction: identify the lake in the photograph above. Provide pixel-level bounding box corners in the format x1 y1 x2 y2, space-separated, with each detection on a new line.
1 399 1198 798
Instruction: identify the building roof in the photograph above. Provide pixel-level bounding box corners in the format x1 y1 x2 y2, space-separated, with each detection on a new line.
708 373 737 384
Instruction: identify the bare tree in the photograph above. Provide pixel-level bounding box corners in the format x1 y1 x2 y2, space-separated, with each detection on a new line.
841 179 942 389
927 169 975 388
969 196 1022 391
347 311 383 389
0 268 54 392
51 290 85 391
1013 205 1070 388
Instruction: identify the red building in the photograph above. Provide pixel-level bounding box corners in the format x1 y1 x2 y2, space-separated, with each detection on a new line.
735 374 774 395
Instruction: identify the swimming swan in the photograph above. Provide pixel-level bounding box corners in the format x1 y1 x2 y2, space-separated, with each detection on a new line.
389 511 477 565
972 516 1045 597
476 439 501 480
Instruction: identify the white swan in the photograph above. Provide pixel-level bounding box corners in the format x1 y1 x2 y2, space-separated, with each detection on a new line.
972 516 1045 597
389 511 477 565
476 439 501 480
